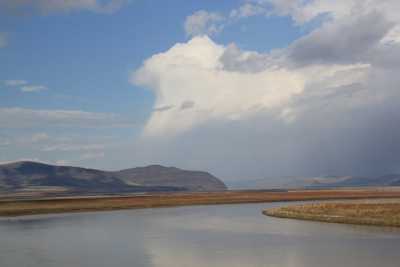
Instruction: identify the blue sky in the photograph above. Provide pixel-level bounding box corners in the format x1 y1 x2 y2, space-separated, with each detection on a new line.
1 0 400 183
0 0 303 130
1 0 301 113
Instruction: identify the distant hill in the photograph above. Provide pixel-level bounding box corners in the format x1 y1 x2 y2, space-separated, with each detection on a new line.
115 165 227 192
229 174 400 190
299 174 400 188
0 161 227 195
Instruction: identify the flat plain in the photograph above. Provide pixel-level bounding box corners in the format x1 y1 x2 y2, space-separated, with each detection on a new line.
2 188 400 217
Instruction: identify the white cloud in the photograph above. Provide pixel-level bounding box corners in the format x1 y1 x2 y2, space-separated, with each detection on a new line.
80 152 105 160
55 160 70 165
264 0 400 30
0 0 128 15
4 80 48 93
0 107 133 128
31 133 49 143
4 80 28 86
42 143 105 152
184 10 225 37
181 1 400 54
251 0 354 25
288 11 393 65
20 85 48 92
0 133 49 146
127 0 400 180
0 130 121 170
381 25 400 44
0 140 11 146
0 33 7 48
230 3 267 19
132 36 369 137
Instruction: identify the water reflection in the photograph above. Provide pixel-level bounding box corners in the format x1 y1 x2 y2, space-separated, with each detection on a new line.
1 203 400 267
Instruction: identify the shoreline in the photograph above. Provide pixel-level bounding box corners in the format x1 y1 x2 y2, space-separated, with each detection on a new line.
264 199 400 227
2 188 400 217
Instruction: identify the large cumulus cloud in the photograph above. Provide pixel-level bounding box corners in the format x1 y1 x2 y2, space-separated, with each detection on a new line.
132 36 368 136
129 1 400 180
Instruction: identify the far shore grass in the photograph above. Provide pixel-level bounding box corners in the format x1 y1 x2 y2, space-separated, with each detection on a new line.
2 188 400 217
264 200 400 227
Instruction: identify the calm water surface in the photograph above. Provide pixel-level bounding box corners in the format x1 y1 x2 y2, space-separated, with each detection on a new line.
1 202 400 267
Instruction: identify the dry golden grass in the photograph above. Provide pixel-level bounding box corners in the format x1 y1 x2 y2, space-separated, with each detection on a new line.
264 200 400 227
2 189 400 216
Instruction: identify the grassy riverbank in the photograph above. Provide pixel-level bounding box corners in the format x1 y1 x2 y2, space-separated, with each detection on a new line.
2 188 400 216
264 200 400 227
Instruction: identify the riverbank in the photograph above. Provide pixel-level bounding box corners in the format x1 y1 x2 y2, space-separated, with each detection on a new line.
2 188 400 217
264 199 400 227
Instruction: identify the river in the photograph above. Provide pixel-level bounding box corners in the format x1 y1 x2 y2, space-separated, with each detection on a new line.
1 202 400 267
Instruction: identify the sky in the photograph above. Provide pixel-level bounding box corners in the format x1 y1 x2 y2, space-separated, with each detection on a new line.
1 0 400 184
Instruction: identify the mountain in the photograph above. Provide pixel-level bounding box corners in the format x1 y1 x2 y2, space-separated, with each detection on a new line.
229 174 400 190
115 165 227 192
301 174 400 188
0 161 227 194
279 174 400 188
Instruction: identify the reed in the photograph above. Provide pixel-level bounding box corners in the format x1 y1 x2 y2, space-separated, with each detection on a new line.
264 201 400 227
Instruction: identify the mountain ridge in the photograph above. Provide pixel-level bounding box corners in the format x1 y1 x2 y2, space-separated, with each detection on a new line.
0 161 227 194
229 174 400 189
